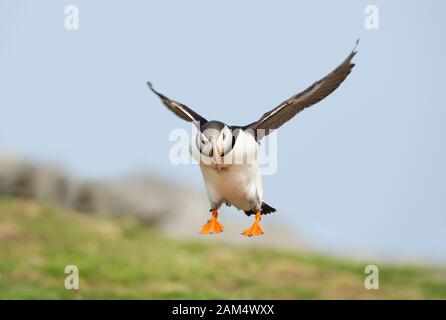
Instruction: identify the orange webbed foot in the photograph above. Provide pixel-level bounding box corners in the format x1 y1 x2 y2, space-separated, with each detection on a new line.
242 212 264 237
200 210 224 234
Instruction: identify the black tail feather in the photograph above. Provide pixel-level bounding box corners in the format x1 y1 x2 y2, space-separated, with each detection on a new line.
261 202 276 215
244 202 277 216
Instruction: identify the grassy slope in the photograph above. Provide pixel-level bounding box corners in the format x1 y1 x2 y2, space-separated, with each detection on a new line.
0 197 445 299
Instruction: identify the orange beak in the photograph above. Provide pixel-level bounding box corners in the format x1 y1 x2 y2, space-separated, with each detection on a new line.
212 142 222 171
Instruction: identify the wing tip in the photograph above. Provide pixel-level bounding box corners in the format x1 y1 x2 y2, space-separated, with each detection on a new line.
353 38 360 51
351 38 360 56
343 39 359 66
146 81 167 100
146 81 155 92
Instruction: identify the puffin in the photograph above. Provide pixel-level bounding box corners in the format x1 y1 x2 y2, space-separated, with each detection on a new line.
147 41 357 237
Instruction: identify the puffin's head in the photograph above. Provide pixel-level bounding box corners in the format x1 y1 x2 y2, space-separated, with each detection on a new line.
196 121 233 170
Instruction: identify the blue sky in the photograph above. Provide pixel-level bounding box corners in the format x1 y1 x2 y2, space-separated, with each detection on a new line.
1 0 445 263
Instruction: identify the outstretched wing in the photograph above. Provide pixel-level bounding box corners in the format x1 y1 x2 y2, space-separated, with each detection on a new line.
147 82 207 126
244 40 358 139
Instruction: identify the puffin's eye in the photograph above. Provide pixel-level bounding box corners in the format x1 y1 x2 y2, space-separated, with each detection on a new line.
222 133 226 140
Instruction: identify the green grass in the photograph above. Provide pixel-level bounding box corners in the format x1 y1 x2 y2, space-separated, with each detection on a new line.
0 197 445 299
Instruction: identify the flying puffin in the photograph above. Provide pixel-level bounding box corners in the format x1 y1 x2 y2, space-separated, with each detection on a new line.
148 41 357 237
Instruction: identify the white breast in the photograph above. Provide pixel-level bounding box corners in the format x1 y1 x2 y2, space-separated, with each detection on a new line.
190 130 263 211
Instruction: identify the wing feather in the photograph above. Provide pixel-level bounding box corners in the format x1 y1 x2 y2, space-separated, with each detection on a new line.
147 82 207 126
245 40 358 139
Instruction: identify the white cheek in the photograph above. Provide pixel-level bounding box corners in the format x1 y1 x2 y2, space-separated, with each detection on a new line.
202 143 212 155
216 135 229 152
223 136 232 151
228 130 258 165
195 134 211 155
